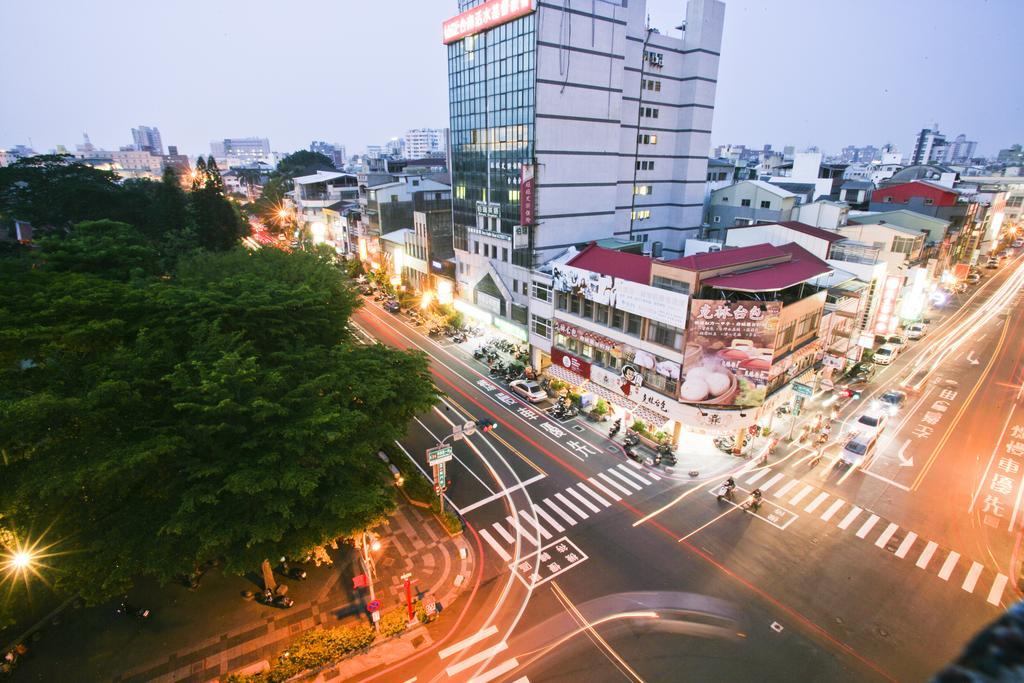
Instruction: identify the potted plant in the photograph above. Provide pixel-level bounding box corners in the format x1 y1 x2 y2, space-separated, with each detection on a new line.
588 398 609 422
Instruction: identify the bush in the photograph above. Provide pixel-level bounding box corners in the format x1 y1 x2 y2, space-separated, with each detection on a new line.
548 379 567 393
379 608 408 637
591 399 608 417
430 498 463 534
226 623 377 683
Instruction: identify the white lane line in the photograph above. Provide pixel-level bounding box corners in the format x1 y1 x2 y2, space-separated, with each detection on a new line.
744 468 771 485
555 492 590 519
517 510 552 540
567 486 601 513
916 541 938 569
543 498 578 526
874 523 899 548
895 532 918 558
820 499 845 522
438 625 499 659
587 476 622 501
577 482 611 508
938 551 960 581
761 473 787 491
855 514 880 539
506 515 539 545
460 473 547 514
838 506 863 530
804 492 830 513
533 504 565 533
988 574 1009 606
468 658 520 683
598 472 632 496
789 485 815 506
607 468 643 491
491 523 515 544
477 530 512 563
647 472 662 481
962 562 984 593
446 642 508 676
616 464 652 485
775 479 800 497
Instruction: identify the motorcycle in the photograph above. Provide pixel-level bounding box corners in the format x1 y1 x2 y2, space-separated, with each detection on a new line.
489 361 507 376
116 598 151 621
624 443 642 463
716 483 735 502
609 419 622 438
623 430 640 448
741 490 763 512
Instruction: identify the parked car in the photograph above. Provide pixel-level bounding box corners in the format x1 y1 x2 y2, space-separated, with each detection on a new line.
839 431 879 468
872 343 900 366
384 299 401 313
887 335 906 349
852 409 889 435
986 257 999 269
905 322 927 340
966 272 981 285
877 389 907 414
509 379 547 403
358 285 375 295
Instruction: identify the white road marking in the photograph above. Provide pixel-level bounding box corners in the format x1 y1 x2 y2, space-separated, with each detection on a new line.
445 642 508 676
761 473 787 491
505 515 539 545
607 468 643 491
855 514 880 539
577 482 611 507
438 625 499 659
491 523 515 544
587 476 622 502
820 499 845 522
647 472 661 480
744 468 771 485
598 472 632 496
788 485 815 506
478 530 512 562
468 658 520 683
459 473 547 514
555 492 589 519
616 464 652 485
916 541 938 569
894 532 917 558
962 562 984 593
938 551 960 581
838 506 863 530
517 510 552 540
567 486 601 513
874 523 899 548
775 479 801 497
543 497 577 526
533 504 565 533
804 492 830 513
988 574 1009 606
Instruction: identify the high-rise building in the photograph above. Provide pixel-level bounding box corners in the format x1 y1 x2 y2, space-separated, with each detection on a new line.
444 0 724 332
404 128 446 159
211 137 271 164
911 125 948 165
384 137 404 158
310 141 347 168
946 134 977 165
131 125 163 154
365 145 383 160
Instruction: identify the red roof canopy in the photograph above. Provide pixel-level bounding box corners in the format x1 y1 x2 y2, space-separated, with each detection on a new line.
700 243 831 292
566 244 652 284
667 243 785 271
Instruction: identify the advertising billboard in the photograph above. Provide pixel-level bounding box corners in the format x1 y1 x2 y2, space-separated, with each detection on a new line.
551 265 615 305
520 164 536 226
682 300 783 408
442 0 535 45
551 265 689 328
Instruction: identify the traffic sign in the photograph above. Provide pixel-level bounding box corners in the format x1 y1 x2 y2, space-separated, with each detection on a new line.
367 599 381 613
371 610 381 623
462 421 476 436
434 462 447 490
427 445 454 465
791 381 813 397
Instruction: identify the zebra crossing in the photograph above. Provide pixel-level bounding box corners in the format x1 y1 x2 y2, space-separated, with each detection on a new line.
438 624 529 683
724 465 1013 608
477 462 660 564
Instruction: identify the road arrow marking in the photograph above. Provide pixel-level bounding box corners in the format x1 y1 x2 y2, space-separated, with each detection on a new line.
897 439 914 467
966 349 980 365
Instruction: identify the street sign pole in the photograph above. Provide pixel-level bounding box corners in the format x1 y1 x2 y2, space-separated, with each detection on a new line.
401 572 414 623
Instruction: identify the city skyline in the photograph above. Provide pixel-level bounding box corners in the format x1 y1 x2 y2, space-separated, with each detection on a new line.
1 0 1021 158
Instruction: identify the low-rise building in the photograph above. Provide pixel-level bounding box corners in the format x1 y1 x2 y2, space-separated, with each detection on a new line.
705 180 798 238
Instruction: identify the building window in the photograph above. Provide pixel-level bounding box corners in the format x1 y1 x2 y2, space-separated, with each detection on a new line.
570 295 581 315
644 79 662 91
513 278 518 293
521 281 529 295
583 298 594 318
502 247 508 261
473 241 479 254
631 209 651 220
635 160 655 171
713 216 721 223
924 198 934 205
740 199 751 207
633 185 653 196
556 291 569 310
532 281 552 302
594 303 609 325
883 196 893 203
891 236 918 255
760 200 771 209
641 107 659 119
652 275 689 294
647 321 684 349
637 134 658 145
532 315 552 339
643 50 664 68
509 189 520 202
626 313 642 336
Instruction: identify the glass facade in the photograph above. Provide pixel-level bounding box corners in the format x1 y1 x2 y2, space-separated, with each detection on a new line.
447 12 536 250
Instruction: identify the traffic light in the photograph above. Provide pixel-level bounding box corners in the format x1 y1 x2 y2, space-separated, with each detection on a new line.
475 419 498 433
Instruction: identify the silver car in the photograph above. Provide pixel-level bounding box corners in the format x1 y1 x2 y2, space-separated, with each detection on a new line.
509 379 547 403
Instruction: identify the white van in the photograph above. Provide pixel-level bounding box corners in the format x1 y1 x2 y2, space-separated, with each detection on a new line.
840 432 878 468
873 343 899 366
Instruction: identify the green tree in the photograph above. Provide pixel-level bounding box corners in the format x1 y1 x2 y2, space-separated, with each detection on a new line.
0 155 123 233
36 219 160 281
189 162 246 251
275 150 335 179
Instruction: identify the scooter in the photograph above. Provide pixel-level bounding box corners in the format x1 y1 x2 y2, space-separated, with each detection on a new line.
116 598 151 621
624 443 642 463
741 490 763 512
716 483 735 502
259 588 294 609
608 419 622 438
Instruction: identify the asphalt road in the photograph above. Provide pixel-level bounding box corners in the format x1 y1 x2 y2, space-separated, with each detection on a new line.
348 254 1023 683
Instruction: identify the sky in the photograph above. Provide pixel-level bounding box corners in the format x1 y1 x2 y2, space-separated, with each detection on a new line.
1 0 1021 158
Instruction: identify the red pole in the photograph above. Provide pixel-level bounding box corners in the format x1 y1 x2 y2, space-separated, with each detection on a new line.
403 573 413 621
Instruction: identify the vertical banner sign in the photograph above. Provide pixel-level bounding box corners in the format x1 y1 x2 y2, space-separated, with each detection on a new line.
520 164 536 226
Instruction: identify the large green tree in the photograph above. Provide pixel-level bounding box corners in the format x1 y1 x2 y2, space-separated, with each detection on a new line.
189 158 246 251
0 239 437 615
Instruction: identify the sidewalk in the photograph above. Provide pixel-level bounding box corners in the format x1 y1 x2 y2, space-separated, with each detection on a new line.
9 501 474 683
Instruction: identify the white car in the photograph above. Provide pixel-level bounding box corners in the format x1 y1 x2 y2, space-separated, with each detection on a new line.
509 379 547 403
840 432 878 468
966 273 981 285
873 343 899 366
852 409 888 435
905 322 926 340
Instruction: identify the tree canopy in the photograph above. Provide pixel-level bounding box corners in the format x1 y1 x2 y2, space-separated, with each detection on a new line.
276 150 336 179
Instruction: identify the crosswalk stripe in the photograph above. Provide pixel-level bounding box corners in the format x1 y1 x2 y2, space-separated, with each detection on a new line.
518 510 552 540
804 492 830 513
988 574 1009 606
616 464 652 485
555 492 590 519
895 532 917 558
445 642 508 676
962 562 983 593
533 505 565 533
543 497 578 526
744 468 771 485
775 479 800 497
567 487 601 513
855 514 880 539
874 523 899 548
647 472 661 480
598 472 632 496
577 482 611 507
915 540 938 569
468 658 520 683
789 485 815 506
492 522 515 544
607 468 643 491
506 515 540 545
478 530 512 562
761 473 787 491
820 499 845 521
837 506 863 530
438 625 499 659
938 551 960 581
587 476 622 501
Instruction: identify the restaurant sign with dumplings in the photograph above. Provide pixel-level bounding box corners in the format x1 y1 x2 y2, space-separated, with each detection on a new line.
682 300 783 408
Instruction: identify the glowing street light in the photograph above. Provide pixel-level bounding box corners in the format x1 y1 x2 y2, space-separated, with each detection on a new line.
11 552 32 570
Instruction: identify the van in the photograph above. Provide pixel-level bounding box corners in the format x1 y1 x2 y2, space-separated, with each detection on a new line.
840 432 878 468
873 343 899 366
905 322 926 340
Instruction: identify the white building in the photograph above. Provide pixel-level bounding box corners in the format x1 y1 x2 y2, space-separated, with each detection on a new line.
211 137 272 166
403 128 446 159
131 125 163 154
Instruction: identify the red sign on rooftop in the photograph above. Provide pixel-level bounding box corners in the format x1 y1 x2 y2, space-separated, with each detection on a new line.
442 0 535 45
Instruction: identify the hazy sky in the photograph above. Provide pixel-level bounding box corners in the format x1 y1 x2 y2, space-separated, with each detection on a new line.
1 0 1021 158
